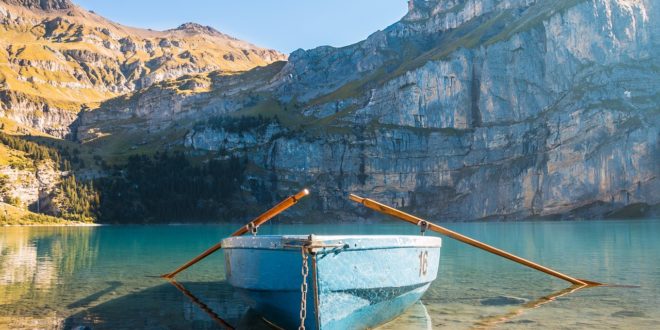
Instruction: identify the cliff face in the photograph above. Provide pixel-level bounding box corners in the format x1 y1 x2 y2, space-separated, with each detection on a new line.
0 146 61 215
181 0 659 220
33 0 660 221
0 0 286 137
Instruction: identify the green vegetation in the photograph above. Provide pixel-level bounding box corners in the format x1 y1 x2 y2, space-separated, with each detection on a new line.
95 152 247 223
2 129 251 224
2 129 250 223
0 174 10 195
59 175 99 222
0 132 61 164
231 97 307 129
0 212 67 226
0 202 70 225
0 173 22 207
200 115 279 133
0 132 98 222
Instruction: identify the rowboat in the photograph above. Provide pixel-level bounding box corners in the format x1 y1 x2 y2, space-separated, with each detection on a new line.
222 234 441 330
163 191 601 329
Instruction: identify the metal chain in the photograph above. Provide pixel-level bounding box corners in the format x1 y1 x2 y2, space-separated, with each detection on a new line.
298 246 309 330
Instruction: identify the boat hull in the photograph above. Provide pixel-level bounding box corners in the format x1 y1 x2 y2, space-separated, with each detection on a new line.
222 235 441 330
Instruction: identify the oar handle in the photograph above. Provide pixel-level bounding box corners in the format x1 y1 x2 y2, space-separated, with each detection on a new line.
161 243 223 279
349 194 598 287
230 189 310 237
162 189 310 278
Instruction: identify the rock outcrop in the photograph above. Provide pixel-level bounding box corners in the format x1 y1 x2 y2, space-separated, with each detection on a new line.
0 156 61 215
0 91 78 137
2 0 72 11
0 0 286 137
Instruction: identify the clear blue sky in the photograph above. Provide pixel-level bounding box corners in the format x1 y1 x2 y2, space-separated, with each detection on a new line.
74 0 408 54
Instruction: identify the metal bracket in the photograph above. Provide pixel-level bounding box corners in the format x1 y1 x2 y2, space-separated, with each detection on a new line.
247 222 259 236
417 220 429 236
283 234 347 254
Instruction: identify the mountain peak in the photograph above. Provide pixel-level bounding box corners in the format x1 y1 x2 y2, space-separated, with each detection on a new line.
171 22 227 37
404 0 443 21
1 0 73 10
404 0 462 21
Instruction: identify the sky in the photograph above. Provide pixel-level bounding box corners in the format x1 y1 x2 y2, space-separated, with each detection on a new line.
74 0 409 54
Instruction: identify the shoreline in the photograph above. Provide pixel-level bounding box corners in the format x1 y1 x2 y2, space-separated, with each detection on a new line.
1 222 104 227
3 218 658 228
4 217 657 227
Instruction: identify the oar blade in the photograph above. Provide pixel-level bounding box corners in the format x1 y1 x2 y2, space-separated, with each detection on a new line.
578 279 604 287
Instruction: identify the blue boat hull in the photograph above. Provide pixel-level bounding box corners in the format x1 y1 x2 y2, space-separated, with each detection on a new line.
222 235 441 330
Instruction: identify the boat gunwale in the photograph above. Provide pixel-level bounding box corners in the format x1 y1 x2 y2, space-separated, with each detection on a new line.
221 235 442 251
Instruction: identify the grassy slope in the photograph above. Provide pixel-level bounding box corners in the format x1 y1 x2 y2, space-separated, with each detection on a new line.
0 202 72 225
0 1 285 114
1 117 104 171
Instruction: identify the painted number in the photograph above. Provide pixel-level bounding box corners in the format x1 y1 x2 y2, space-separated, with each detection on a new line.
419 250 429 277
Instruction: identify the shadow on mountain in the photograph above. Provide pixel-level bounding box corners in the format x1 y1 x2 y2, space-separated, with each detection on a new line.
63 281 271 330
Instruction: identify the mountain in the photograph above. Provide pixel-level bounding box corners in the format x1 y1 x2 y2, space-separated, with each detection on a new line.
0 0 286 137
2 0 72 11
2 0 658 222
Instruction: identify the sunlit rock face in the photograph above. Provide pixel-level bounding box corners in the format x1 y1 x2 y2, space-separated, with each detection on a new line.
185 0 658 220
1 0 73 11
0 0 286 138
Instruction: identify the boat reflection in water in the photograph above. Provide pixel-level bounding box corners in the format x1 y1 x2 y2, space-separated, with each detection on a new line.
63 278 434 329
66 279 592 330
166 280 435 330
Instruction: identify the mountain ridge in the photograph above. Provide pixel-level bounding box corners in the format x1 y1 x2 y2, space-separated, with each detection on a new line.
169 22 232 38
0 0 286 137
1 0 658 223
1 0 72 11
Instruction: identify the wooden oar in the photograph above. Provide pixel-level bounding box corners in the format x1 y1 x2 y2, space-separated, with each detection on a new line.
161 189 310 279
349 194 602 287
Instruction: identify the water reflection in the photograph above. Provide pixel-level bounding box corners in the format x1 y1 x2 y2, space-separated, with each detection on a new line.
0 221 658 329
168 280 235 329
63 281 263 330
162 280 433 330
471 285 588 329
0 227 98 305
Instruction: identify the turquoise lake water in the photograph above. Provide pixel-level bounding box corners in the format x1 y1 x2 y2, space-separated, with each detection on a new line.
1 219 659 329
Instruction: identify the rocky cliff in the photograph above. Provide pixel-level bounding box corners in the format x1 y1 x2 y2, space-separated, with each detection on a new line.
0 0 286 137
91 0 657 221
0 144 61 215
13 0 660 221
2 0 72 11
